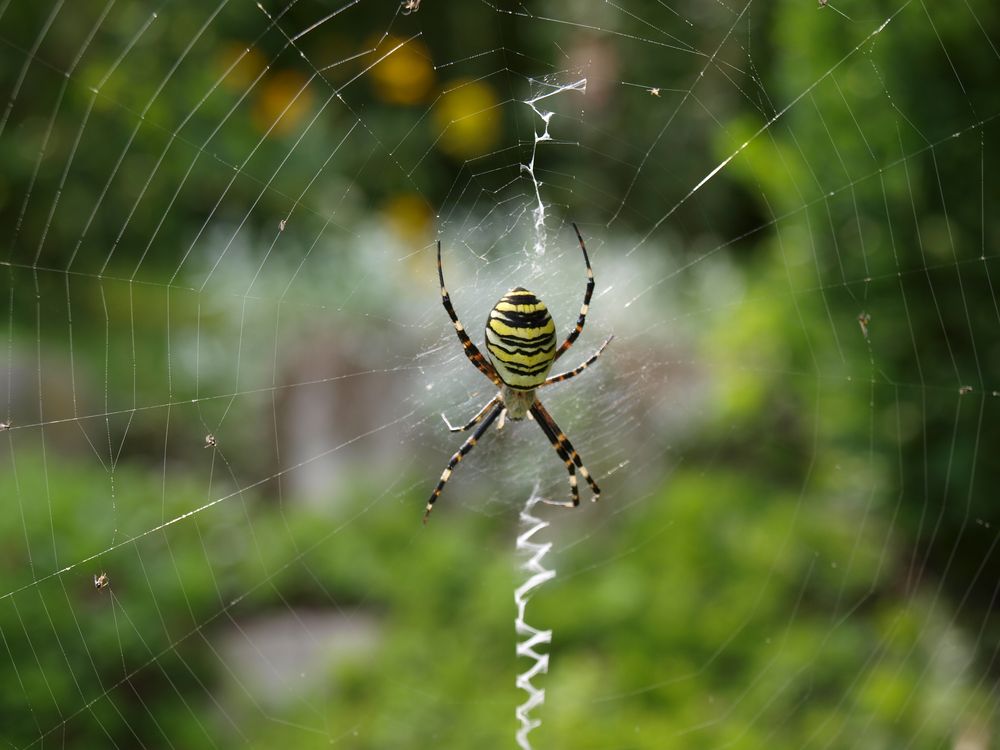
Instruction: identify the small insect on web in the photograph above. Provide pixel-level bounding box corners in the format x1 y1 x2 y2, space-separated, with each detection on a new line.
424 224 614 523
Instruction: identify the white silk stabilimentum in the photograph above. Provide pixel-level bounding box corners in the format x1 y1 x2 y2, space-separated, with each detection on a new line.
514 494 557 750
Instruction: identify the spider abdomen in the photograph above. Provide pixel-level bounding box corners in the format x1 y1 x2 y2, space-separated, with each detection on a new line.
484 287 556 390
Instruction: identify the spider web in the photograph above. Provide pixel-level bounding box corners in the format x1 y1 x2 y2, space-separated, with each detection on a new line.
1 0 999 747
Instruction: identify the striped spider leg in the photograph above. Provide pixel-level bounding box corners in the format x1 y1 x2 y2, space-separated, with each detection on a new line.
425 225 610 522
529 399 602 506
552 223 595 362
542 334 614 387
424 401 504 524
436 240 501 386
441 394 502 432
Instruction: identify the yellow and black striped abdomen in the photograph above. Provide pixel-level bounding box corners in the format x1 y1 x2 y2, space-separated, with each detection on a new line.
484 287 557 390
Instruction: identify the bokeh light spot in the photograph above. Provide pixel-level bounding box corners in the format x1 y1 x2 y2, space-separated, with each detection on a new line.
217 43 265 91
433 79 501 160
252 69 314 136
383 193 433 246
369 36 434 105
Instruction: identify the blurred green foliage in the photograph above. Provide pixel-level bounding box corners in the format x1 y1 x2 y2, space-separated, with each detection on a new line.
2 453 988 747
715 0 1000 658
1 0 999 747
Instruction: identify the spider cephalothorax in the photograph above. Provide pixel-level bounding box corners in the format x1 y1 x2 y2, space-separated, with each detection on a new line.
425 224 612 523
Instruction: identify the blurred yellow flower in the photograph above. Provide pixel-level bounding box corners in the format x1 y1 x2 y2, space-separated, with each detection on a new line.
369 36 434 105
434 79 501 160
217 43 265 91
383 193 433 245
253 69 314 136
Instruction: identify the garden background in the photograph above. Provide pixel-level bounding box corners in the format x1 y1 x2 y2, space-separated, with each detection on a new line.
1 1 999 747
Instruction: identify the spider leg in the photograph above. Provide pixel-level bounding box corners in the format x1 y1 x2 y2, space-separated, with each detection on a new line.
438 241 501 385
552 223 595 363
441 395 501 432
542 335 613 387
533 409 580 508
530 400 601 502
424 401 504 523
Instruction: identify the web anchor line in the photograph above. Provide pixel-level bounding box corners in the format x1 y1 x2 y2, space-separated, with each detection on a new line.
514 494 557 750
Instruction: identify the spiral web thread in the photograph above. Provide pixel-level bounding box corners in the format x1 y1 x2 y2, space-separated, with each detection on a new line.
514 494 557 749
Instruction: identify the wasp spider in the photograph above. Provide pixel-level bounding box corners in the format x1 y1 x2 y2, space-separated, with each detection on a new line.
424 224 613 523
